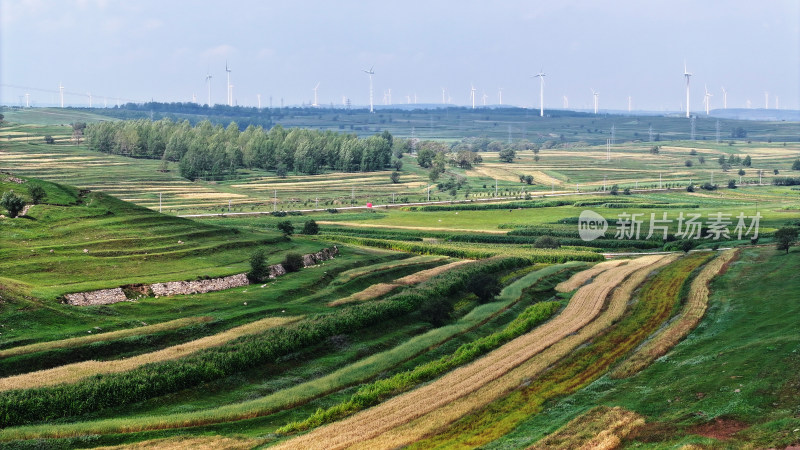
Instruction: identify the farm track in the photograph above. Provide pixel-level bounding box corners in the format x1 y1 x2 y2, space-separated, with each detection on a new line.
0 316 301 392
277 254 669 449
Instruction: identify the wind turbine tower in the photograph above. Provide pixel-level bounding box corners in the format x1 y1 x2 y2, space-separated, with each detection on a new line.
363 66 375 113
703 85 713 115
312 82 320 107
764 91 769 109
628 95 632 113
498 88 503 105
88 92 92 108
205 74 212 106
225 62 232 107
591 89 599 114
563 95 568 109
683 62 692 118
470 84 476 109
442 88 446 104
59 82 64 107
533 71 546 117
721 86 727 109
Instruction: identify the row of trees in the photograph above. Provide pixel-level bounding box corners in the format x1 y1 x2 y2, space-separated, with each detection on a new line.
84 120 395 181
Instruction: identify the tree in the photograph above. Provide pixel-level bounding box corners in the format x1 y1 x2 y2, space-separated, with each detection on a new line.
467 273 501 304
774 227 798 254
623 187 631 195
44 135 55 144
678 239 697 253
609 184 619 195
533 236 560 249
742 155 752 167
731 127 747 138
523 175 533 185
247 248 268 282
419 296 452 326
390 171 401 184
276 220 294 236
774 169 780 175
498 148 516 163
686 184 695 192
282 252 304 272
1 190 26 218
391 159 403 171
728 179 737 189
690 149 698 156
650 145 660 155
302 219 319 235
27 185 46 205
738 168 745 176
685 159 693 167
792 159 800 171
698 155 705 164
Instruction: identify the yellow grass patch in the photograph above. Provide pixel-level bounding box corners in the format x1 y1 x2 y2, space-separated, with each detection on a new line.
394 260 472 285
529 406 645 450
278 255 669 450
0 316 301 391
175 192 249 199
465 164 521 182
0 317 213 358
611 249 738 379
555 259 627 292
94 435 259 449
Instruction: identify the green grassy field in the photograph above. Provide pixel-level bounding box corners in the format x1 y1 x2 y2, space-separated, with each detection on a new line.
0 108 799 448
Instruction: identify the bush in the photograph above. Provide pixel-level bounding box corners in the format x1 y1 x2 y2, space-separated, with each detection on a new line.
727 180 737 189
247 249 268 282
609 184 619 195
792 159 800 171
684 159 693 167
276 220 294 236
44 135 55 144
390 171 401 183
686 184 695 192
282 252 304 272
326 208 339 213
467 273 501 304
533 236 560 249
271 210 287 217
419 296 453 326
1 190 26 218
623 188 631 195
27 185 47 205
302 219 319 235
700 182 717 191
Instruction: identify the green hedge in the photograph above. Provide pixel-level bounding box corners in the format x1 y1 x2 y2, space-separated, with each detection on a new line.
401 200 572 212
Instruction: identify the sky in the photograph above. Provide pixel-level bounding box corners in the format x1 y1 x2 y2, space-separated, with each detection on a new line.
2 0 798 111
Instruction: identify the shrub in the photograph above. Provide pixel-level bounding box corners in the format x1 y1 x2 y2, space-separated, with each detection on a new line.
700 182 717 191
282 252 304 272
247 249 268 282
271 210 287 217
27 185 47 205
419 296 453 326
792 159 800 171
326 208 339 213
276 220 294 236
686 184 695 192
609 184 619 195
44 135 55 144
302 219 319 235
727 180 737 189
390 171 401 183
467 273 501 304
533 236 560 249
684 159 693 167
1 190 26 218
623 188 631 195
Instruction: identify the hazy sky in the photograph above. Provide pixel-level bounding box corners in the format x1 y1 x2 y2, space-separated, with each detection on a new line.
2 0 798 111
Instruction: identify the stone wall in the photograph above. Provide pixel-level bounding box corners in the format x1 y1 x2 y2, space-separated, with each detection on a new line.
150 273 249 297
64 288 129 306
64 246 339 305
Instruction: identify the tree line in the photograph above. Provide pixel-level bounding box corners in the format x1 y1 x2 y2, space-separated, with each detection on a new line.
84 119 394 181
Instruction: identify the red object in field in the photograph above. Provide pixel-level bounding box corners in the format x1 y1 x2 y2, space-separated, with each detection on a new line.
366 203 373 208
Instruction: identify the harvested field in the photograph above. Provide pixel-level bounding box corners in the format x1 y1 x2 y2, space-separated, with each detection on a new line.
329 260 470 306
0 317 213 358
277 254 668 450
316 221 509 234
94 436 258 449
332 256 449 285
0 316 300 391
528 406 645 450
611 249 739 378
555 259 628 292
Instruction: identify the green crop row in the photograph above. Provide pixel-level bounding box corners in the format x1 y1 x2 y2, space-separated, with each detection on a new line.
0 257 525 427
401 200 573 212
323 235 603 262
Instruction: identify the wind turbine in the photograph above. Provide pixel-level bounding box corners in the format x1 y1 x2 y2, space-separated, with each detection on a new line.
628 95 632 113
482 92 488 106
703 85 712 115
225 62 232 107
87 92 92 108
362 65 375 113
205 73 213 106
59 82 64 107
764 91 769 109
442 88 446 104
533 70 546 117
563 95 568 109
312 82 320 107
721 86 727 109
498 88 503 105
683 62 692 118
470 84 476 109
591 89 599 114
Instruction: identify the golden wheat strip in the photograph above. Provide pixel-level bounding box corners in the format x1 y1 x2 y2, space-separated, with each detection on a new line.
611 249 738 378
526 406 645 450
0 317 213 358
0 316 301 392
349 255 675 450
93 435 258 450
328 283 401 306
555 259 628 292
394 260 472 285
276 255 666 450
